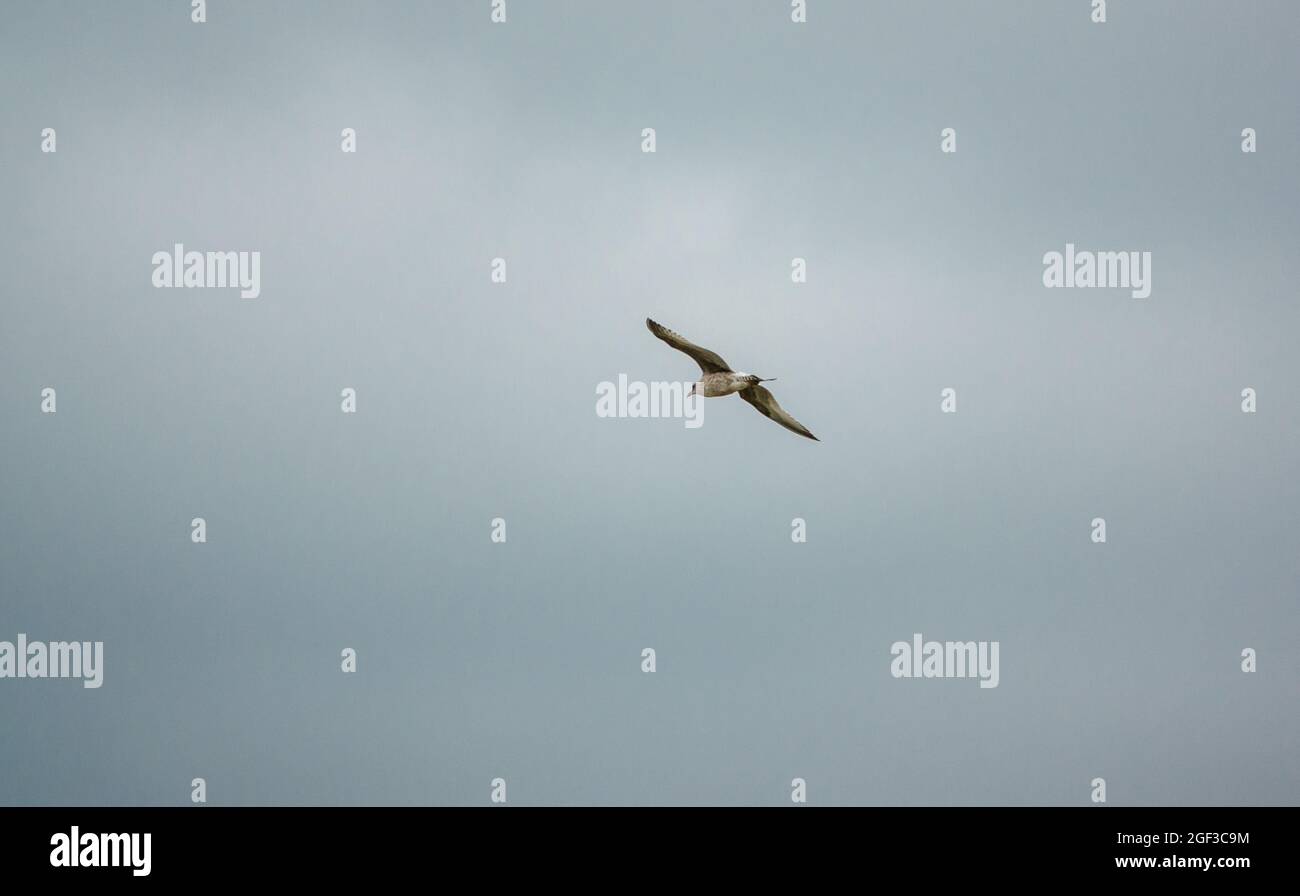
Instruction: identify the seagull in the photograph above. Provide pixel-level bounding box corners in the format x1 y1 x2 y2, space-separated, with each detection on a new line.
646 318 819 441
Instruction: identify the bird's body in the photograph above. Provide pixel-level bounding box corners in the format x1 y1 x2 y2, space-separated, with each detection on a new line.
645 318 819 441
698 371 764 397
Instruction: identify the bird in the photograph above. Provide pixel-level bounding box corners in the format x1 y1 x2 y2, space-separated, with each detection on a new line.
645 318 819 441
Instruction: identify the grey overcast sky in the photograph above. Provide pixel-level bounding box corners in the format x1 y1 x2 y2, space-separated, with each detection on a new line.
1 0 1297 805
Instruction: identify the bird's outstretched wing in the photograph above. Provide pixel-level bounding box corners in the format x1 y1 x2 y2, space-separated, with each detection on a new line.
646 318 732 374
739 384 819 441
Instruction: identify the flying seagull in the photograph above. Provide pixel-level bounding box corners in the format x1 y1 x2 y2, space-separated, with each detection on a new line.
646 318 819 441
